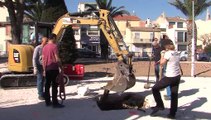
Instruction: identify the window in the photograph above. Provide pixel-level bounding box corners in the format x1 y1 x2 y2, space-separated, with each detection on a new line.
178 45 187 51
169 22 175 26
178 32 183 42
177 32 187 42
87 30 99 36
134 33 140 39
177 22 183 28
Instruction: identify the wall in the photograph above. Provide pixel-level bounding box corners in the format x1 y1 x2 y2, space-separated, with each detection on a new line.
0 7 9 56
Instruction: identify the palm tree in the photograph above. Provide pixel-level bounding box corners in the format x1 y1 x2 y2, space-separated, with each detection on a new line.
87 0 130 60
24 0 44 21
169 0 211 60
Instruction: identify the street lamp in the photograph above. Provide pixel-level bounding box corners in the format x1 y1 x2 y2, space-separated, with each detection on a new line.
191 0 195 77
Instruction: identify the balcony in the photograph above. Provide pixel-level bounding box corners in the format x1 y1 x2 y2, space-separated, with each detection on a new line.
132 38 152 44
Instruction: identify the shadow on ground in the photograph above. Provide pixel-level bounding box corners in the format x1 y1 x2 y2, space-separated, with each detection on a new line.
0 89 210 120
179 88 199 98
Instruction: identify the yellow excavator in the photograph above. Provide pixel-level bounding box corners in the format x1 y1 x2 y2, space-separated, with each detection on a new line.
0 9 136 94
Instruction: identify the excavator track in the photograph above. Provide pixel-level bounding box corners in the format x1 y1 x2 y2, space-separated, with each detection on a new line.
0 73 36 88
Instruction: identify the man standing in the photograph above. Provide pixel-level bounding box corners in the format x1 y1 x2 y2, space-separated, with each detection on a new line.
33 37 48 100
42 33 64 108
152 38 162 83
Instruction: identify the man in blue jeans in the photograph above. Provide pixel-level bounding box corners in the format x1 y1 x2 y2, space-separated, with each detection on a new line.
152 38 162 83
33 37 48 100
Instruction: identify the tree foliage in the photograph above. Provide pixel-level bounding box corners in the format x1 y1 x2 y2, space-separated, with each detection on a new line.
24 0 45 21
41 0 67 22
58 26 78 64
198 33 211 48
169 0 211 60
204 44 211 53
0 0 25 44
39 0 77 64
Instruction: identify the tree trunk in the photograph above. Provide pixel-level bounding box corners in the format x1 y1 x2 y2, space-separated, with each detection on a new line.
5 0 24 44
100 30 109 60
187 20 197 60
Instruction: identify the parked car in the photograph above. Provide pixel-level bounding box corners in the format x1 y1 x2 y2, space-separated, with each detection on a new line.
180 51 188 61
77 48 99 58
197 52 210 62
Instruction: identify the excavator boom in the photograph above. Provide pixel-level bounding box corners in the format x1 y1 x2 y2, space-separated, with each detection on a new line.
52 9 136 92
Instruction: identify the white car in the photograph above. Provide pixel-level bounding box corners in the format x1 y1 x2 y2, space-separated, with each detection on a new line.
180 51 188 61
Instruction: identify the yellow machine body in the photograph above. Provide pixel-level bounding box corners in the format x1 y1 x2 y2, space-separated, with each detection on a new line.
7 44 34 72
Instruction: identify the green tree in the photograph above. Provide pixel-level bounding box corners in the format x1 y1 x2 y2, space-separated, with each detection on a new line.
24 0 45 21
58 26 78 64
41 0 67 22
40 0 77 64
169 0 211 60
204 44 211 52
87 0 129 60
0 0 25 44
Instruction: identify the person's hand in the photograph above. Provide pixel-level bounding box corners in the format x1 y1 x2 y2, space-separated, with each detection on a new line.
43 71 46 77
160 50 166 56
154 61 160 65
33 68 37 75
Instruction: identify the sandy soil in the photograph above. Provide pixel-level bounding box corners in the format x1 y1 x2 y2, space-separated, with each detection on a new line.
84 60 211 78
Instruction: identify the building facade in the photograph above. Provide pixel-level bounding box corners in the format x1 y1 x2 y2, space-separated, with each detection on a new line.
155 12 188 51
77 2 100 53
196 19 211 49
0 7 10 56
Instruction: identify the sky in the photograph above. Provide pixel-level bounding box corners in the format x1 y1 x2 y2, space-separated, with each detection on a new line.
64 0 210 21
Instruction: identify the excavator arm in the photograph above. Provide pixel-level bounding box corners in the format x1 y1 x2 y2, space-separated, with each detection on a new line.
52 9 136 92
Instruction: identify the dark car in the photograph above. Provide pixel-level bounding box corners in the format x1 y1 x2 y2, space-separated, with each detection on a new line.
77 48 98 58
196 53 209 61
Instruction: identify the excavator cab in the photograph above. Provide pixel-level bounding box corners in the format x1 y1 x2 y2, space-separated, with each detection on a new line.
7 44 34 73
0 22 53 87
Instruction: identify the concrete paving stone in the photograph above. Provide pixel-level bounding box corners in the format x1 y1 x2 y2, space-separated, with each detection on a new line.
0 76 211 120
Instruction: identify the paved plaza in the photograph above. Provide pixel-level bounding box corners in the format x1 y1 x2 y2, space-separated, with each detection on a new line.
0 76 211 120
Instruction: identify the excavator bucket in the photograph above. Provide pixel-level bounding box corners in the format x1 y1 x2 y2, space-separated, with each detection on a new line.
103 61 136 92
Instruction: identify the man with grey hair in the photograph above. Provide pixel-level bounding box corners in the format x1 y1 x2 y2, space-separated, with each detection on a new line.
33 37 48 100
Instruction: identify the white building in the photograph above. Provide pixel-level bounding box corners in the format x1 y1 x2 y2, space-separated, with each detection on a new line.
77 2 100 53
195 9 211 49
0 6 10 56
155 12 188 51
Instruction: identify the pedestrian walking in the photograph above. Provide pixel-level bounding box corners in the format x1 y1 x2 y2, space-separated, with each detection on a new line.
150 40 182 119
42 33 64 108
32 37 48 100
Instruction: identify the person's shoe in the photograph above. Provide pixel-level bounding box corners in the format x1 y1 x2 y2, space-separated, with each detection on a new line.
38 96 45 100
150 106 164 116
52 103 65 108
167 114 176 119
45 102 52 107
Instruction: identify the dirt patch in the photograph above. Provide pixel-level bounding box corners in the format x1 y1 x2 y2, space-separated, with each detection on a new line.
84 61 211 78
